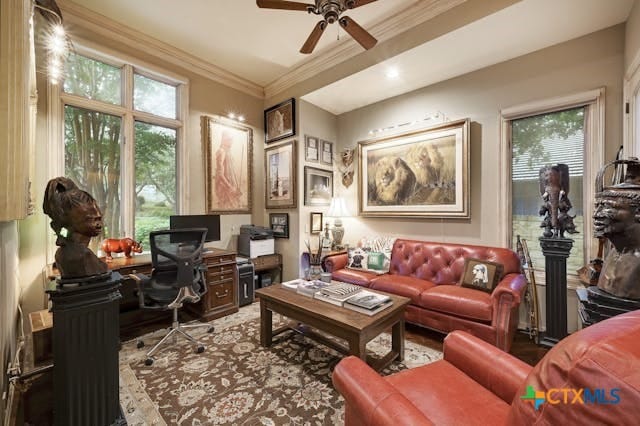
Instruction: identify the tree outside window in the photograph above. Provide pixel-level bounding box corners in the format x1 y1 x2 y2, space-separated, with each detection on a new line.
511 107 585 273
62 52 181 252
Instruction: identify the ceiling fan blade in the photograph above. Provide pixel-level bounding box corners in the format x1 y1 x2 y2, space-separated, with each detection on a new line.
256 0 312 11
300 21 327 54
339 16 377 50
347 0 378 9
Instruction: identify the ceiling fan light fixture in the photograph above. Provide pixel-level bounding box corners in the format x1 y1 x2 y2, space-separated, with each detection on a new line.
257 0 378 53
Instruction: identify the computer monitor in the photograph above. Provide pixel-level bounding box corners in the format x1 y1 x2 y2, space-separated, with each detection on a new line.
169 214 221 242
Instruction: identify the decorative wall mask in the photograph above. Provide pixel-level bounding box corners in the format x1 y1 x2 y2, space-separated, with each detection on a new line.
339 148 355 188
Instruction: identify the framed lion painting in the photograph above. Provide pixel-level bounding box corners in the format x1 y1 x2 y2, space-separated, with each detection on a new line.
357 118 470 218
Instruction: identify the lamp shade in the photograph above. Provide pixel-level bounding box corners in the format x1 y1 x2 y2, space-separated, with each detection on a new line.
327 197 348 218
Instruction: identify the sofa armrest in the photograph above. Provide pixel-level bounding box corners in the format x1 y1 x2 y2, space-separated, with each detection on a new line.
491 273 527 306
323 253 348 272
490 273 528 351
333 356 434 426
444 331 532 403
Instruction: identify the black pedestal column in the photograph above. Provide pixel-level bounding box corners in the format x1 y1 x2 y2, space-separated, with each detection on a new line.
539 237 573 348
47 272 125 425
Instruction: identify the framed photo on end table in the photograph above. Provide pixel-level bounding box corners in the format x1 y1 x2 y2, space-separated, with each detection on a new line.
269 213 289 239
264 98 295 144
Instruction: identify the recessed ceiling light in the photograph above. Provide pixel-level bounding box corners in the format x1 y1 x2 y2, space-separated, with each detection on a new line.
385 67 399 79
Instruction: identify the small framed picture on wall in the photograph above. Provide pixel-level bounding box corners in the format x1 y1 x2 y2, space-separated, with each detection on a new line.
321 140 333 165
305 135 319 162
310 212 323 234
269 213 289 239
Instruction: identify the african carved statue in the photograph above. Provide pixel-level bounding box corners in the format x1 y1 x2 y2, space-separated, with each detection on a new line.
43 177 109 279
593 159 640 300
539 163 578 238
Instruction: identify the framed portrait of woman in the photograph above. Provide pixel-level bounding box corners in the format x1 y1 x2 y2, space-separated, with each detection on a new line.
202 116 253 214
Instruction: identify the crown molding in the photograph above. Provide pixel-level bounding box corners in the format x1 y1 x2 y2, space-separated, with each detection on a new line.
264 0 465 99
57 0 264 99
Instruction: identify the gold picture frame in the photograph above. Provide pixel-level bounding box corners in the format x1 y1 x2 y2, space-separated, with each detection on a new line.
264 98 295 144
202 116 252 214
310 212 323 234
358 118 470 218
265 140 296 209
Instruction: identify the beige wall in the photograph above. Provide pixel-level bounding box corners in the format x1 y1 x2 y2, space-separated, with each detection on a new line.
626 0 640 72
334 25 625 332
293 100 339 281
18 22 266 316
337 25 624 247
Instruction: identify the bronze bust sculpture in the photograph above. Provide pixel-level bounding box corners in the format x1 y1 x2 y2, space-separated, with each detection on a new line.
539 163 578 238
43 177 109 279
593 159 640 300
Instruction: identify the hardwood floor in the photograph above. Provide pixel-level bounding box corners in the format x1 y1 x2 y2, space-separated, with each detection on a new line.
404 323 549 366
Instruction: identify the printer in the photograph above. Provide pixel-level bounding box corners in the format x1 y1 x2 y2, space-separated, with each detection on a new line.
238 225 275 258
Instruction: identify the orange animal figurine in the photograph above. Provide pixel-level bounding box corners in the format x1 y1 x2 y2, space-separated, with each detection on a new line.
101 237 143 261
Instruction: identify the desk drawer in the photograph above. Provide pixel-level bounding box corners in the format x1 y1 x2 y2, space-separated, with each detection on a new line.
204 254 235 267
207 281 234 310
252 254 281 270
207 264 235 279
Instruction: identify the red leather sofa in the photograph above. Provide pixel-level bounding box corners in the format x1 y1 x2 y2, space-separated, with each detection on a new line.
333 310 640 426
324 239 527 351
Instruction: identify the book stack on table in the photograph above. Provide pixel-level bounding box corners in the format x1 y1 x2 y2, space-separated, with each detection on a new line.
314 282 363 306
343 290 392 315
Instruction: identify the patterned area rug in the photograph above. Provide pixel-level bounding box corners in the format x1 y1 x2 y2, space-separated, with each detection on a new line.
119 303 442 425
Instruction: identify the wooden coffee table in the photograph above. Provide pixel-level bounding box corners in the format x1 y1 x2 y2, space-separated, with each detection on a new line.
255 284 410 371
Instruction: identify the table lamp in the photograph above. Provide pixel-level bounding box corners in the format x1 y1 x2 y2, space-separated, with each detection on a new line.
327 197 348 250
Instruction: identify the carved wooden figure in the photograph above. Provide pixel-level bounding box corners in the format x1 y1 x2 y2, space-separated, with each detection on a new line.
539 163 577 238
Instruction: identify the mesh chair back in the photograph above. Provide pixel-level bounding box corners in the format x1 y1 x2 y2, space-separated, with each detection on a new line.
149 228 207 288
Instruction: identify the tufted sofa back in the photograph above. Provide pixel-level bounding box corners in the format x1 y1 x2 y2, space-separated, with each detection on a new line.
389 239 521 285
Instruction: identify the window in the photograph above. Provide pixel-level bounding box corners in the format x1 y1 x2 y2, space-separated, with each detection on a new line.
52 49 187 252
510 107 585 273
499 89 605 285
625 60 640 157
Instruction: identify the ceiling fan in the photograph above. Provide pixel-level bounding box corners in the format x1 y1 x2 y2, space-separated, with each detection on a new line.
256 0 378 54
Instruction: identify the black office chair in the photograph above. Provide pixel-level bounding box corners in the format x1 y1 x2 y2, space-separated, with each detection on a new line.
131 228 213 366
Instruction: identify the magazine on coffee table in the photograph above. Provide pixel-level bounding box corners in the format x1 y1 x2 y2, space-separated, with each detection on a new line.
296 280 332 297
344 299 393 316
314 285 361 306
344 290 391 310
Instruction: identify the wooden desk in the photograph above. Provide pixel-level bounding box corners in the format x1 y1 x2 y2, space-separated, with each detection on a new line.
251 253 282 287
46 248 238 337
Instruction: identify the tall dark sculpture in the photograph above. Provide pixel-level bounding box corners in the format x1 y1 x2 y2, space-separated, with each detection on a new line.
43 177 109 279
43 177 125 425
538 164 578 238
593 159 640 300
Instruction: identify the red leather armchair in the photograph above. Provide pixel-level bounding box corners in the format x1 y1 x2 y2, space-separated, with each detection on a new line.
333 310 640 425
